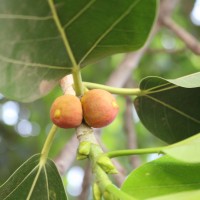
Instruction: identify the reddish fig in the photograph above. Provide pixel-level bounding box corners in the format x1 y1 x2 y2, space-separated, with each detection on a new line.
81 89 119 128
50 95 82 128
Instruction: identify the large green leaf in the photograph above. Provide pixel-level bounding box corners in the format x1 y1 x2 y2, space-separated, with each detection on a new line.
0 154 67 200
148 189 200 200
168 72 200 88
0 0 157 102
121 155 200 200
162 133 200 163
134 72 200 144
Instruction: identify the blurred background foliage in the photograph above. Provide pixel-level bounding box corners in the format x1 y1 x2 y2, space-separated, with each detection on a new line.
0 0 200 199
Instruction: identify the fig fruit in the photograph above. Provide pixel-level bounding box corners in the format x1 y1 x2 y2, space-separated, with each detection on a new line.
50 95 82 128
81 89 119 128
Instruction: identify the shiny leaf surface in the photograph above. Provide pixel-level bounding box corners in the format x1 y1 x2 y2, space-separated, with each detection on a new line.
121 156 200 199
0 154 67 200
134 73 200 143
0 0 157 102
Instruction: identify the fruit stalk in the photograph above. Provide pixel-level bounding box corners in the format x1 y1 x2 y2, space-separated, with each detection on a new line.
105 147 164 158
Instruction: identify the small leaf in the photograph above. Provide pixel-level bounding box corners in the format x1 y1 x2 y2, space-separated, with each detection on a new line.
162 132 200 163
0 0 158 102
134 73 200 143
0 154 67 200
121 155 200 200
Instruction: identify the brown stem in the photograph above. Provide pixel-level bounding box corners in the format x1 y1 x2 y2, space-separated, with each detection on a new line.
54 134 78 175
124 96 140 168
147 47 186 54
59 74 76 95
161 17 200 55
78 162 91 200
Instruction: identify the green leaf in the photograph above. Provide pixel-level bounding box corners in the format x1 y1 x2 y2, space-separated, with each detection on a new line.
121 155 200 200
134 73 200 143
148 189 200 200
0 0 157 102
167 72 200 88
0 154 67 200
162 133 200 163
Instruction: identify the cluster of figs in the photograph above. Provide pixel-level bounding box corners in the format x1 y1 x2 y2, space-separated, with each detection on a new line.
50 89 119 128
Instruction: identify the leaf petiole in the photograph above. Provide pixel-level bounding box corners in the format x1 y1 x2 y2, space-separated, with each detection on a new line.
105 147 164 158
48 0 84 96
72 67 84 96
83 81 143 96
40 124 57 165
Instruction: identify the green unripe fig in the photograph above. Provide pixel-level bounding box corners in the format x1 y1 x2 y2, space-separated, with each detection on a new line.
81 89 119 128
50 95 83 128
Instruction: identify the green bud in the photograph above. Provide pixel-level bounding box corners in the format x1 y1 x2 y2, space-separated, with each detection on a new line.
97 156 118 174
103 190 110 200
103 190 119 200
92 182 102 200
76 153 87 160
78 141 91 156
103 190 118 200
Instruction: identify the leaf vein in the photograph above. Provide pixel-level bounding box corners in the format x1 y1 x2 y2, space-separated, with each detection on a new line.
133 182 200 190
63 0 96 29
0 14 53 20
44 166 50 200
2 164 39 200
146 95 200 124
78 0 141 65
1 36 61 45
0 54 69 70
26 165 43 200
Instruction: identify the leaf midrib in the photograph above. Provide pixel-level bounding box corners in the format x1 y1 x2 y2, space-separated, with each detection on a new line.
0 54 68 70
0 14 52 20
145 95 200 124
78 0 141 65
2 164 39 200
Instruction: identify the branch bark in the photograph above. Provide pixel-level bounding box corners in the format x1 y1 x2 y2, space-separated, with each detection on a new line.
160 17 200 55
54 134 78 175
78 162 91 200
158 0 200 55
124 78 140 168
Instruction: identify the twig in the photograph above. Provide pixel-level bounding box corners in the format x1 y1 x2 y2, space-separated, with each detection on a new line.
160 17 200 55
123 78 141 168
124 96 140 168
54 134 78 175
78 162 91 200
147 47 186 54
158 0 200 55
158 0 180 19
106 49 149 88
59 74 75 95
